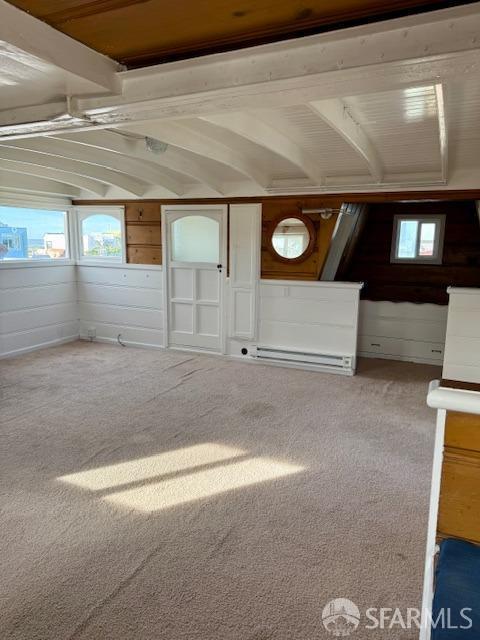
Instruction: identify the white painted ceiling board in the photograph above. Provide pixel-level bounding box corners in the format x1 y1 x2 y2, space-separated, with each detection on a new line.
2 3 480 197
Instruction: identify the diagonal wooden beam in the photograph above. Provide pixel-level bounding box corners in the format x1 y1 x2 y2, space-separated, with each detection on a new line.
308 99 383 183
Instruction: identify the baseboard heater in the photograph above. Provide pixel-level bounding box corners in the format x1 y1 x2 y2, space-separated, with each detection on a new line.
254 346 353 372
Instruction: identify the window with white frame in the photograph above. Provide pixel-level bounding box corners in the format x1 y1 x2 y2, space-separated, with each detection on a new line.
0 204 69 261
76 207 125 261
391 214 446 264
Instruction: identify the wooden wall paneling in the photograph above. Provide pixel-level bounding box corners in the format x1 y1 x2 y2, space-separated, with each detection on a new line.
125 203 161 223
72 189 480 207
260 197 343 280
125 203 161 266
342 200 480 304
438 447 480 544
127 246 162 265
126 224 161 246
445 411 480 452
437 410 480 544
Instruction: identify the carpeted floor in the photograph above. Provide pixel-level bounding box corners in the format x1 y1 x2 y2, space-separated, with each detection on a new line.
0 341 440 639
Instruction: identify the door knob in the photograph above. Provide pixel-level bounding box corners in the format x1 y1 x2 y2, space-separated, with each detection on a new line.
217 264 223 270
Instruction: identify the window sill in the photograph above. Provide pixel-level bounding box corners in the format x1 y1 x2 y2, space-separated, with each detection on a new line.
390 258 442 265
0 259 75 269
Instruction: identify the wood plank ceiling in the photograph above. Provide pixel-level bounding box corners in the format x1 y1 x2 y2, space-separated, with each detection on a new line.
5 0 465 67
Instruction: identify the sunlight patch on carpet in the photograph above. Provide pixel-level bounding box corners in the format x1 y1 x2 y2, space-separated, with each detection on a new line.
58 443 304 511
104 457 304 512
59 443 246 490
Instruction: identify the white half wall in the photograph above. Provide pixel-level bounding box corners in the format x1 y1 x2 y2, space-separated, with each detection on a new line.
358 300 447 365
0 263 78 357
253 279 362 373
77 264 164 349
443 287 480 383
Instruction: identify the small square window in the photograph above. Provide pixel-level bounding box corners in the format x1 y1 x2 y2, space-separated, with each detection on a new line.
391 214 446 264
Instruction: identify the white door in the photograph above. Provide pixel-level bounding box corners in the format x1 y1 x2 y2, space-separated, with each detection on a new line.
165 207 226 352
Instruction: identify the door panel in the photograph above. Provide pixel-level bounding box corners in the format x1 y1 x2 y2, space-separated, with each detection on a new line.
166 209 225 351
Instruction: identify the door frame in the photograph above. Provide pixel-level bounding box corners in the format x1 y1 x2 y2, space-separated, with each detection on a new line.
161 204 228 354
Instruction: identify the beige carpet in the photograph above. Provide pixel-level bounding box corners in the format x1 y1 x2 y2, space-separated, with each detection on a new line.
0 341 440 639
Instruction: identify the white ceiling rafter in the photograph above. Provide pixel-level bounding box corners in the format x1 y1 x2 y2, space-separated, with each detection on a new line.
0 146 148 197
54 130 225 195
200 112 324 185
0 138 184 196
0 170 82 198
434 83 448 182
308 99 384 183
0 158 107 197
119 121 270 190
0 0 122 93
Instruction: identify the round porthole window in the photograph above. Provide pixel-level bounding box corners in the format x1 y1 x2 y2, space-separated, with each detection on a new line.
269 214 316 262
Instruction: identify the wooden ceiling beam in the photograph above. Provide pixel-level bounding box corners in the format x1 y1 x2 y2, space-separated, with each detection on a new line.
0 0 122 92
0 158 107 197
75 4 480 124
55 130 226 195
0 146 148 197
0 138 183 195
0 170 81 198
119 121 270 190
200 112 324 185
308 99 384 183
435 83 448 183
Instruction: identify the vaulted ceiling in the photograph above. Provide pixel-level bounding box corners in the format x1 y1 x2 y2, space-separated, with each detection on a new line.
5 0 467 66
1 0 480 201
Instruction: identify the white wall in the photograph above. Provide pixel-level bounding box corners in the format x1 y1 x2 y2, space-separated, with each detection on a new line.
443 287 480 383
77 264 164 349
358 300 447 365
0 263 78 357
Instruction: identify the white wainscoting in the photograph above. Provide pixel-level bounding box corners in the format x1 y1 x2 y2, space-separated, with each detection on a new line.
0 263 78 357
77 264 164 349
358 300 447 365
253 280 362 373
443 287 480 383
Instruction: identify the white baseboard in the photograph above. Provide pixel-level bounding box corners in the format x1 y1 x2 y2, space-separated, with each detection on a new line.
359 351 443 366
0 335 79 359
79 335 165 351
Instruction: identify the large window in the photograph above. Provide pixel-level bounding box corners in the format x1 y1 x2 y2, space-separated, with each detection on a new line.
0 205 68 261
76 207 124 261
391 214 446 264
